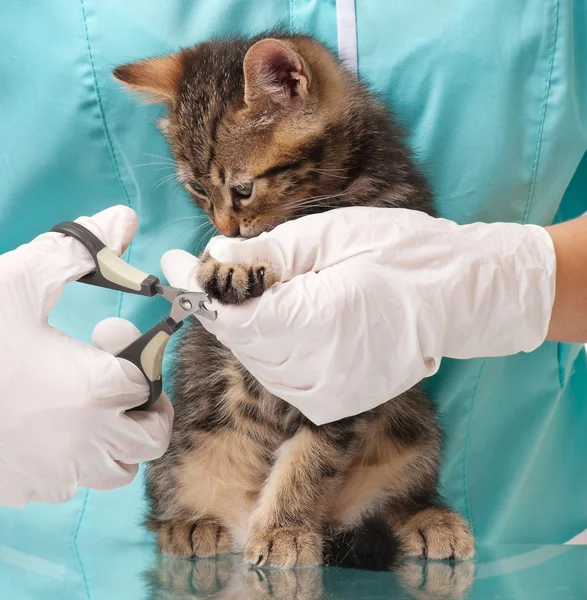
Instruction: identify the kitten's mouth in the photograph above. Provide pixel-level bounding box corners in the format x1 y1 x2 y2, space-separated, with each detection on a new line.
237 221 277 239
213 215 285 239
239 227 271 239
213 222 267 239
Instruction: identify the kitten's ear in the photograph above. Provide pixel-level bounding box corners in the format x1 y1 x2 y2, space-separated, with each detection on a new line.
243 39 310 111
113 53 183 105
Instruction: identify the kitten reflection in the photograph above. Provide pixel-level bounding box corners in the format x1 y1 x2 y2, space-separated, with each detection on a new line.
146 556 473 600
242 568 324 600
397 560 475 600
146 555 235 599
146 555 324 600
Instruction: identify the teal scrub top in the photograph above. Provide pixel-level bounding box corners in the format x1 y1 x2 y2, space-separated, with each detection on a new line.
1 0 586 597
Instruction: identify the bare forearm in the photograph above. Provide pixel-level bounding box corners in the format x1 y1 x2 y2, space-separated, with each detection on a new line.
546 216 587 343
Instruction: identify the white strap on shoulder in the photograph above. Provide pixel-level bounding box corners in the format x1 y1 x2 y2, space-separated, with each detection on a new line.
335 0 358 75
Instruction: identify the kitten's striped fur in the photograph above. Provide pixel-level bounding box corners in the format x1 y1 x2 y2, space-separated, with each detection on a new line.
115 32 474 569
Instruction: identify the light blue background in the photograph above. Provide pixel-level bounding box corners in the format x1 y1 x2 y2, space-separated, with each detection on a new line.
0 1 586 597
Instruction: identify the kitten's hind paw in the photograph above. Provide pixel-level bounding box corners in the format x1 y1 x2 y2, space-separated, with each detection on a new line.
197 253 276 304
153 518 233 558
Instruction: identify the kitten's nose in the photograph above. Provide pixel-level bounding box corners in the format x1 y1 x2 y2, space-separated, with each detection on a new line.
216 218 240 237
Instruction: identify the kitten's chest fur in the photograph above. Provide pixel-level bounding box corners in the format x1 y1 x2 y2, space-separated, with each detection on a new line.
174 321 303 443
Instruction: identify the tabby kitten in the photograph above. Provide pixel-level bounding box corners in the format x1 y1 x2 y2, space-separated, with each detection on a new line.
114 32 474 570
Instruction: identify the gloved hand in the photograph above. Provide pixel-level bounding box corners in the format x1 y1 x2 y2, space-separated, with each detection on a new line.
161 207 556 425
0 206 173 508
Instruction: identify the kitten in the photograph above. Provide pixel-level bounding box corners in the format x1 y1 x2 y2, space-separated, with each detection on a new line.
114 32 474 570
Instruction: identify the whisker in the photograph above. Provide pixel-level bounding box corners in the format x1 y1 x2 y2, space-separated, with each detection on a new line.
279 184 360 210
279 196 347 210
192 219 215 237
146 213 209 249
141 152 175 163
307 168 348 180
193 174 212 183
269 215 289 229
130 162 176 169
153 173 180 190
164 220 215 253
308 166 347 171
187 222 216 254
156 214 210 233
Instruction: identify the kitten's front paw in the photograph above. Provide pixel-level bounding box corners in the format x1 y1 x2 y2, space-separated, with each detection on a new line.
197 253 276 304
155 518 233 558
244 526 323 568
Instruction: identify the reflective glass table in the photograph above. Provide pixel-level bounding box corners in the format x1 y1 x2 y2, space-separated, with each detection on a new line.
1 542 586 599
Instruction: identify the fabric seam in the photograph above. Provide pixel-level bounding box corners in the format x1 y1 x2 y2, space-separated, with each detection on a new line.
522 0 560 224
73 489 91 600
75 1 135 591
461 360 486 534
80 0 133 320
462 0 560 537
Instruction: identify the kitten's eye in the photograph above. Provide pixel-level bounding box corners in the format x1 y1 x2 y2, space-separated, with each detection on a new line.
186 182 207 197
232 182 254 199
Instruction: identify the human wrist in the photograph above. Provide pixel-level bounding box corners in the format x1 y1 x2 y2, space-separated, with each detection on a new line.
544 216 587 343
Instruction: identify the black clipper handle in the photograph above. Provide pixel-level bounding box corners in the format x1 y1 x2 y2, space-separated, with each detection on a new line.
117 317 183 411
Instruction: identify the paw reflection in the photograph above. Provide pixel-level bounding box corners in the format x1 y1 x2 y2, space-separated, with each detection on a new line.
146 555 324 599
397 560 475 600
146 554 473 600
244 567 324 600
146 555 235 598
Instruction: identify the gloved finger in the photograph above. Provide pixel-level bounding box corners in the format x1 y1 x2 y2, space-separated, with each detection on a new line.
23 205 138 316
115 394 174 463
160 249 202 291
200 265 350 350
91 316 154 395
31 484 79 506
0 472 75 508
90 322 158 412
206 207 435 282
80 461 138 492
204 211 339 281
75 205 138 257
92 317 142 355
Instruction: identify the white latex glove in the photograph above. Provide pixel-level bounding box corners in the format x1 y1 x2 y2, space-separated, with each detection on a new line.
0 206 173 508
161 207 556 425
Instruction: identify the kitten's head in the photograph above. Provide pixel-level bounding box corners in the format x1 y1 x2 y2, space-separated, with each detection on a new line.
114 34 375 237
